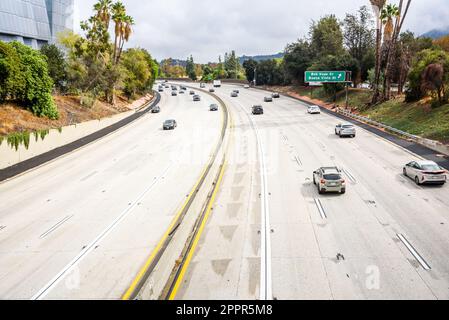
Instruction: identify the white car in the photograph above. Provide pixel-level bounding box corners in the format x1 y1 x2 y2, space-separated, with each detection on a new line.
403 160 447 186
307 105 321 114
335 124 356 138
244 85 250 89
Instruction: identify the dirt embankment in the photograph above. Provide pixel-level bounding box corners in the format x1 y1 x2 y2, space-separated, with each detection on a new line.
0 94 152 137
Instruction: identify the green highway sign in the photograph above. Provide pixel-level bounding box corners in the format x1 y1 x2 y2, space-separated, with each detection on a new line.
305 71 347 83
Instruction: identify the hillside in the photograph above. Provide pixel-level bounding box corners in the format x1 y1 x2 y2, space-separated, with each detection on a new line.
0 94 149 138
261 85 449 144
239 52 284 64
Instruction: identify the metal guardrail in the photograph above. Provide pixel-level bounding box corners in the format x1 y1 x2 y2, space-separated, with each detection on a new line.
336 108 419 140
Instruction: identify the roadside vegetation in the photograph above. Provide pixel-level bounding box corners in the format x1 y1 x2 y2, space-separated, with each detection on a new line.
0 0 158 144
245 1 449 144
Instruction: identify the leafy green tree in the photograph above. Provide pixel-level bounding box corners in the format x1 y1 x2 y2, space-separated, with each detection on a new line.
283 39 313 84
0 41 58 119
253 59 285 86
186 55 197 80
310 15 344 58
120 48 157 99
343 6 375 84
0 41 23 101
224 50 240 79
242 59 258 83
40 44 68 92
406 48 449 103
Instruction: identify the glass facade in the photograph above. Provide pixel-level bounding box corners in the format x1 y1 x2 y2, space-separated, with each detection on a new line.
0 0 74 49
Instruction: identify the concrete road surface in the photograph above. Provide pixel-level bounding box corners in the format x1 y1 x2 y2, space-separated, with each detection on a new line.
0 88 223 299
173 83 449 300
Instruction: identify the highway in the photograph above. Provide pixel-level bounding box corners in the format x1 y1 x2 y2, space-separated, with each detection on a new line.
0 89 223 299
1 82 449 300
171 83 449 300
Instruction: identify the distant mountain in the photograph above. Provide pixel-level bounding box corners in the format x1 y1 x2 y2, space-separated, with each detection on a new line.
159 58 187 67
239 52 284 64
421 26 449 39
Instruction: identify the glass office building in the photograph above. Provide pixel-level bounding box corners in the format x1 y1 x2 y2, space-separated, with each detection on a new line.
0 0 74 49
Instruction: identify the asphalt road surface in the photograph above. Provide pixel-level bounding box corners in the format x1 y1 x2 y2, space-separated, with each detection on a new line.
1 83 449 300
0 89 223 299
172 83 449 300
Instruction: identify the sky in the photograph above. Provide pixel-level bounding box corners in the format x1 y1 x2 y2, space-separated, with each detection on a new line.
73 0 449 63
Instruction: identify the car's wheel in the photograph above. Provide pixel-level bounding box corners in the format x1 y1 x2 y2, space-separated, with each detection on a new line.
335 130 338 135
403 168 408 177
318 185 324 195
313 176 316 185
415 176 421 185
351 135 355 138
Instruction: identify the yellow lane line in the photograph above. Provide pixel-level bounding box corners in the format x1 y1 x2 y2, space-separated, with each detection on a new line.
168 161 227 300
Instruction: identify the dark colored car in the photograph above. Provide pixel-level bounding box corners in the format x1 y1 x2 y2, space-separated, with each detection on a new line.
190 90 195 95
151 106 161 113
171 91 178 96
158 88 164 92
163 120 177 130
179 90 185 94
210 104 219 111
181 86 187 90
193 95 201 101
209 88 215 93
264 96 273 102
252 105 264 115
272 92 280 98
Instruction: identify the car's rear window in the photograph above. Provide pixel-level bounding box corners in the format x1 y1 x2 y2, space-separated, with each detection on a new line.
421 164 441 171
342 125 354 129
323 174 342 180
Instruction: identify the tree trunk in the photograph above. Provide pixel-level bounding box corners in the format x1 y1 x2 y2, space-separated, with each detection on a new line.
371 28 382 105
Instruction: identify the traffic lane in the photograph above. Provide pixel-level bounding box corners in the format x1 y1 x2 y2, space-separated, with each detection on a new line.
231 89 438 299
0 90 222 299
41 91 224 300
243 90 447 297
173 89 262 300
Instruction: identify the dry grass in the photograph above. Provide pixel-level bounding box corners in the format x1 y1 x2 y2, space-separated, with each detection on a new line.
0 95 142 136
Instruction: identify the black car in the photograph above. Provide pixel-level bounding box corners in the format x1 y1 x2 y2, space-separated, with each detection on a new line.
181 86 187 90
171 91 178 96
193 95 201 101
252 105 264 115
151 106 161 113
189 90 195 95
158 88 164 92
163 120 177 130
210 104 219 111
209 88 215 93
264 96 273 102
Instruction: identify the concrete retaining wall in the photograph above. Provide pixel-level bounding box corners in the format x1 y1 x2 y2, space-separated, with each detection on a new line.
0 96 153 170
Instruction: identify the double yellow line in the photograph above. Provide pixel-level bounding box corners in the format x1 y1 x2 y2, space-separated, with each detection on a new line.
122 85 232 300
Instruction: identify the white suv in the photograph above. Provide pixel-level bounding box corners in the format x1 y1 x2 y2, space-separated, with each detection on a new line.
307 105 321 114
335 124 356 138
313 167 346 194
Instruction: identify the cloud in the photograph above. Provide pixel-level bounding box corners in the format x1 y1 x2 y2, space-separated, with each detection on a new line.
74 0 449 63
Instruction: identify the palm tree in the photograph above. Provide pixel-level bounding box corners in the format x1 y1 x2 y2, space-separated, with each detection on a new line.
112 1 126 64
381 4 400 42
370 0 386 105
116 15 134 64
94 0 112 29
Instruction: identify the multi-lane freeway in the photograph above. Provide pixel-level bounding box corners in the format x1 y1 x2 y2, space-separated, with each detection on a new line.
1 83 449 300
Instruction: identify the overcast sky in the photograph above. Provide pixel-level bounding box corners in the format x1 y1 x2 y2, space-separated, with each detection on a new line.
73 0 449 63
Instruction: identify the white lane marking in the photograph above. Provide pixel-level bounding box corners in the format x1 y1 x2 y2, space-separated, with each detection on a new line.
232 98 272 301
397 234 431 271
314 198 327 219
40 215 74 239
341 168 357 184
31 162 173 300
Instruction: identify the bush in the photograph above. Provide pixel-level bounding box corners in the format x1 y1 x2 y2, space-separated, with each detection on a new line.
0 41 59 119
